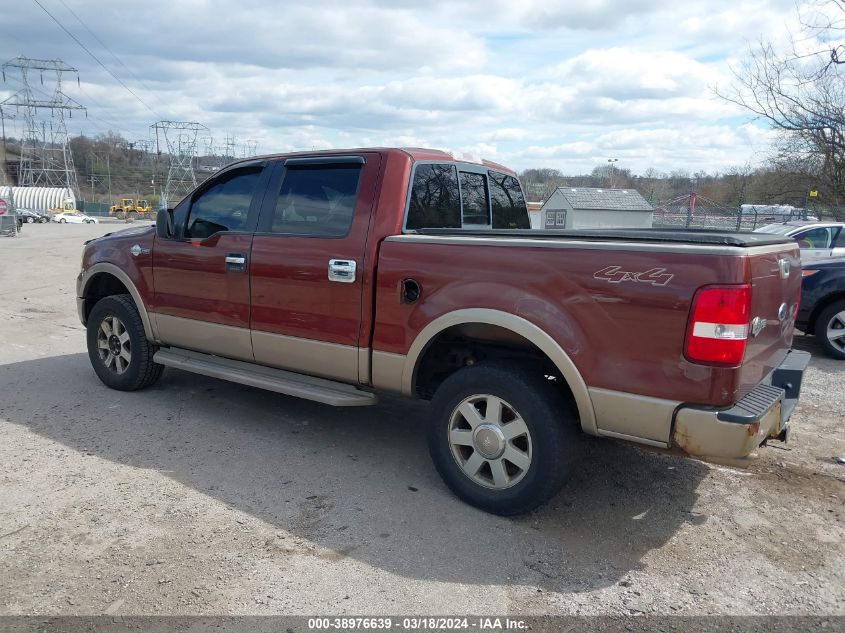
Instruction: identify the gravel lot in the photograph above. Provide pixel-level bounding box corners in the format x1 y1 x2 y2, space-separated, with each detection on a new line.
0 223 843 616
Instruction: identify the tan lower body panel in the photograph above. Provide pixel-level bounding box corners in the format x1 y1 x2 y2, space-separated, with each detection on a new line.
371 350 406 393
251 330 359 383
152 313 254 362
589 387 678 446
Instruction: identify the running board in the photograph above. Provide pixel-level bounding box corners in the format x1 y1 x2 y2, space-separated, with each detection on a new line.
153 347 377 407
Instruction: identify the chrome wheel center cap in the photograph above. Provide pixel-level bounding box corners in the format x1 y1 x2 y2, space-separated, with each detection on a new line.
109 335 121 354
473 423 506 459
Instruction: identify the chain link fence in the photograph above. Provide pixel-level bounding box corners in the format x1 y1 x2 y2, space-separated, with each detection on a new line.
76 201 112 217
651 209 795 231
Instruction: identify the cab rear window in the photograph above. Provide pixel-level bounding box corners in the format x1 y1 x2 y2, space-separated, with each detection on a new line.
489 170 529 229
406 164 461 230
406 163 529 230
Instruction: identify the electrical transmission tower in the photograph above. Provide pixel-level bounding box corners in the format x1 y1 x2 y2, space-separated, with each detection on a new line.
223 134 237 167
241 139 258 158
1 57 86 195
152 120 207 207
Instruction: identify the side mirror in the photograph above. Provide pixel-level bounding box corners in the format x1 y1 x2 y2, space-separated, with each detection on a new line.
156 208 174 239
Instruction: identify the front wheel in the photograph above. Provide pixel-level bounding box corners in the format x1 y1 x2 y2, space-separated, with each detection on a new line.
87 294 164 390
427 362 579 515
26 216 34 224
816 299 845 360
59 218 66 223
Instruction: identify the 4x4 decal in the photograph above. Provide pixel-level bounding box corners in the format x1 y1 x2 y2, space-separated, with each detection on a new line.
594 265 674 287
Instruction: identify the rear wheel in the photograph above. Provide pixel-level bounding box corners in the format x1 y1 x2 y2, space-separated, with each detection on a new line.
59 218 66 223
427 362 579 515
87 294 163 390
26 216 34 224
816 299 845 360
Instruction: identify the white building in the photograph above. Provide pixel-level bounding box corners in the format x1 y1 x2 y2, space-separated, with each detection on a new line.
0 186 76 213
541 187 653 229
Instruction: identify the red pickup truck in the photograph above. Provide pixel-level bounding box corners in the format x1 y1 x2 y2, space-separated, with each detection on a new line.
77 148 809 515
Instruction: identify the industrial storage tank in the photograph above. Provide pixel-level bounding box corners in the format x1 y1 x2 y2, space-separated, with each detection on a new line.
5 187 76 213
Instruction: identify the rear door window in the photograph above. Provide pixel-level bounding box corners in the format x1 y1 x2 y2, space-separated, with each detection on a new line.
268 164 362 237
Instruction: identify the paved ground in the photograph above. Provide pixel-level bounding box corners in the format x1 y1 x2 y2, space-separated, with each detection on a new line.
0 223 843 616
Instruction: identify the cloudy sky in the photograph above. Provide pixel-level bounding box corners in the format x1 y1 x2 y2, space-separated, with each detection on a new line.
0 0 818 174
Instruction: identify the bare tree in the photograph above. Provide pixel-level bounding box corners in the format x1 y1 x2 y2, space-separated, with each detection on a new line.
796 0 845 75
718 0 844 217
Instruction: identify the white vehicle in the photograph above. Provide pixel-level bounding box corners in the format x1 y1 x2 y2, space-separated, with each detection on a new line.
52 212 99 225
755 221 845 262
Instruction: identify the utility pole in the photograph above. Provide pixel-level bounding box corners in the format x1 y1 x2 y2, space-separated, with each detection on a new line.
1 57 86 196
607 158 618 188
151 120 208 208
0 106 11 186
88 152 111 205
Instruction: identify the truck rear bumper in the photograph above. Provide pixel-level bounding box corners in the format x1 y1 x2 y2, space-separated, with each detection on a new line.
672 350 811 465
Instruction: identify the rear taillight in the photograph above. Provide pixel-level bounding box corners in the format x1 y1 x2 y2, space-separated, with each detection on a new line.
685 285 751 366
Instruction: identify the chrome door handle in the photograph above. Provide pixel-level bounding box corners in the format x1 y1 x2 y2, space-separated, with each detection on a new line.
225 253 247 273
328 259 356 283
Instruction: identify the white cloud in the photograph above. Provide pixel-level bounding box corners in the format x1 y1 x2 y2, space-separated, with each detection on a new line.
0 0 814 175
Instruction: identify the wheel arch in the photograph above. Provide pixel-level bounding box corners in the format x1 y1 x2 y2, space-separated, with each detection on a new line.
79 263 155 340
403 308 597 435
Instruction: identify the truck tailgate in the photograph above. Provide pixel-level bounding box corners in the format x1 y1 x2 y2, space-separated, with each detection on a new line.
739 244 802 397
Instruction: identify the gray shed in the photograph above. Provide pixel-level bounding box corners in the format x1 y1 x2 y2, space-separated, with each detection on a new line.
541 187 653 230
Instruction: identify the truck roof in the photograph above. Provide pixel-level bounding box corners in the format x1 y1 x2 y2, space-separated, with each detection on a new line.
238 147 518 176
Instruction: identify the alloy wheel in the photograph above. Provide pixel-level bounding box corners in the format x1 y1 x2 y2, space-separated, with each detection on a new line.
97 315 132 374
448 394 532 490
826 309 845 354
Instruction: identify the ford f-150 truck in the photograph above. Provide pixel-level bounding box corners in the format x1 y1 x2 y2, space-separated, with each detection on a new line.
77 148 810 515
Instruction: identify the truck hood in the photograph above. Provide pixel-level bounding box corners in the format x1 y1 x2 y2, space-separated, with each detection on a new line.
85 224 155 245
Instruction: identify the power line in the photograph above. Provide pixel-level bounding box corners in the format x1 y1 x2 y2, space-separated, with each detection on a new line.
30 0 162 119
54 0 165 110
3 73 147 140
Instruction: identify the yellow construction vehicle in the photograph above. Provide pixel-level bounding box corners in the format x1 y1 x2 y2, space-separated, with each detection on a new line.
48 198 77 215
109 198 154 220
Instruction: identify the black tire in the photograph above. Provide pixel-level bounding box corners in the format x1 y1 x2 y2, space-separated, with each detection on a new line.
427 361 579 516
86 294 164 390
26 216 34 224
815 299 845 360
59 218 66 223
